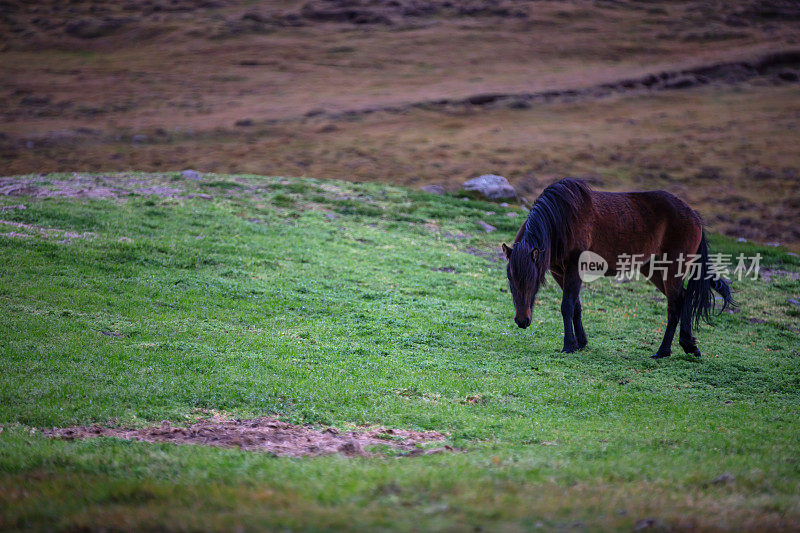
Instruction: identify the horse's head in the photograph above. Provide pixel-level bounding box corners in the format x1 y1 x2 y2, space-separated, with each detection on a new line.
502 241 547 329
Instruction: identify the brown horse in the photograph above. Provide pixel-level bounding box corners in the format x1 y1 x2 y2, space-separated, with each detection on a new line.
502 178 733 358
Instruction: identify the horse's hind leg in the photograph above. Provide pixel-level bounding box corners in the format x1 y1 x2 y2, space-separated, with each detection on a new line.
651 271 683 359
679 307 701 356
651 266 700 356
573 297 588 350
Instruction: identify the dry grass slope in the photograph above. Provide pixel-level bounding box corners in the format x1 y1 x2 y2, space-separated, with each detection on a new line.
1 0 799 245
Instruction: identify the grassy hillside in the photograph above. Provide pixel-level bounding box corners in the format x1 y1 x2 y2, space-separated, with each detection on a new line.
1 173 799 530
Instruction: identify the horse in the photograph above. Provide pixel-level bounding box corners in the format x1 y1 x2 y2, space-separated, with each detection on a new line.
502 178 734 358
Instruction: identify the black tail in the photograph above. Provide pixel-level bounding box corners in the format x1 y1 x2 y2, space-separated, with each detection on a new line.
681 232 736 327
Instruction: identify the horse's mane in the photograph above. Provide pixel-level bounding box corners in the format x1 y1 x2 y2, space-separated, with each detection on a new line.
516 178 591 269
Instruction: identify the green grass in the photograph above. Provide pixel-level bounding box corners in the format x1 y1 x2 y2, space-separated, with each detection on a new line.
1 173 799 531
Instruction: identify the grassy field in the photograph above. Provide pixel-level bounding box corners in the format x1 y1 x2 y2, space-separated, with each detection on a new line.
1 173 799 530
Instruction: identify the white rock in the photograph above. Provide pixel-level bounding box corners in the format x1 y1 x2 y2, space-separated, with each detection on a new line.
421 184 446 195
462 174 517 200
182 169 202 180
477 220 496 233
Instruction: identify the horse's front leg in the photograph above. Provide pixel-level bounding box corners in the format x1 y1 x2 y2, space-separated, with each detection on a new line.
560 269 584 353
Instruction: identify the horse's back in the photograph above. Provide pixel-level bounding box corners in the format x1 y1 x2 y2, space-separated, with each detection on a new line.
585 189 702 259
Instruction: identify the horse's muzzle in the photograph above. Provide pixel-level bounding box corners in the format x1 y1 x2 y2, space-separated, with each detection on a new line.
514 316 531 329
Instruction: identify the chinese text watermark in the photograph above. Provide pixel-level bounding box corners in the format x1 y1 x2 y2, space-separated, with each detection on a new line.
578 252 761 283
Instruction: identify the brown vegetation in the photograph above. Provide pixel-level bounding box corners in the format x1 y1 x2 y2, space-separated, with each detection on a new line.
1 0 799 244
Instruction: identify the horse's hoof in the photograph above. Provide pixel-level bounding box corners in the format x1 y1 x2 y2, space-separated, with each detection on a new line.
651 351 671 359
561 346 578 354
680 343 701 357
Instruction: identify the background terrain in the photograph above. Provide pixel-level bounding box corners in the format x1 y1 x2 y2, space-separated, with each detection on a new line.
2 0 800 245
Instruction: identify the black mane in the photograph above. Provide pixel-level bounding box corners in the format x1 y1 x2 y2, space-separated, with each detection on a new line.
514 178 590 272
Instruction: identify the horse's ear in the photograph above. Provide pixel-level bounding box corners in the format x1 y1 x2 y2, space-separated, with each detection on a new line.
502 243 512 260
531 248 540 262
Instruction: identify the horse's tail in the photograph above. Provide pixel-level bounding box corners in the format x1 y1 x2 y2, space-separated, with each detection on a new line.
681 231 736 327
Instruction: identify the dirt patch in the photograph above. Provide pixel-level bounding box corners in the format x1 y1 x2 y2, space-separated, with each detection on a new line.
0 177 123 199
0 219 96 242
760 268 800 282
0 176 193 200
466 246 506 264
43 417 451 457
134 186 184 198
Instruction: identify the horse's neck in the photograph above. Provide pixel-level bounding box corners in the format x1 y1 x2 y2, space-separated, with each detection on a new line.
514 210 553 249
513 222 526 243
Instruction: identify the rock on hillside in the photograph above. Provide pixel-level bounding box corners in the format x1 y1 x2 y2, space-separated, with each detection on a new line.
462 174 517 200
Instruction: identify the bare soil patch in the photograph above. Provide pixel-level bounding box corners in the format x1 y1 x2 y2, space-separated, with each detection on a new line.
760 268 800 282
0 219 96 242
43 417 450 457
0 175 189 200
465 247 506 264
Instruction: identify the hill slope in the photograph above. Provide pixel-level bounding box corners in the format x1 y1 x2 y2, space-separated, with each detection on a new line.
1 173 799 530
